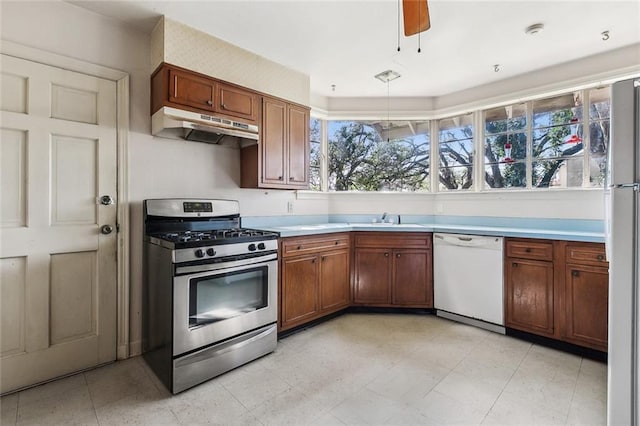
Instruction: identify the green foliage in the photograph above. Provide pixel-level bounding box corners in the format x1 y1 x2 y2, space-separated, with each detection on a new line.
328 122 429 191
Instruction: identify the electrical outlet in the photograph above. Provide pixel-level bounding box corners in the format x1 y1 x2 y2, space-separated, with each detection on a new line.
287 201 294 214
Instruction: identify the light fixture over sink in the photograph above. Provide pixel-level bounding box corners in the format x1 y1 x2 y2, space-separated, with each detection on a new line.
374 70 401 83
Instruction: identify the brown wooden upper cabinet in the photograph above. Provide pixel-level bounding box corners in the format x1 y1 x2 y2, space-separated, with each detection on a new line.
241 96 310 190
151 63 258 124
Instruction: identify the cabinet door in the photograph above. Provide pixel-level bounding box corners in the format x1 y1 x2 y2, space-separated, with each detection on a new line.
354 248 391 304
261 97 286 185
505 258 554 336
168 68 215 112
216 82 257 123
392 249 432 306
564 264 608 351
320 250 350 312
281 255 319 328
287 104 309 188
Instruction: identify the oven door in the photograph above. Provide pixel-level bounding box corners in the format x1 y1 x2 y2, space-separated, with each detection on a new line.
173 254 277 356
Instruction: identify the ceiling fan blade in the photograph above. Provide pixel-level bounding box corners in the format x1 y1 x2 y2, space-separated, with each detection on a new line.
402 0 431 36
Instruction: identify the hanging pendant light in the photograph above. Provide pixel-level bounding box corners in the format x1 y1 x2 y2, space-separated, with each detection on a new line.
374 70 401 143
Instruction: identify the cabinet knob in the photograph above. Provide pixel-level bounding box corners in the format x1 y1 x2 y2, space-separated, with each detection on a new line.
572 270 579 277
278 176 283 180
513 262 518 267
206 100 213 106
597 254 605 261
396 253 401 258
384 253 389 257
525 248 532 253
221 103 227 109
321 256 326 261
335 241 339 245
289 176 295 180
297 245 302 250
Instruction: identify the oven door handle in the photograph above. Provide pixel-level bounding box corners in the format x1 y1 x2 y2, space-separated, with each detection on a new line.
175 253 278 275
174 324 276 367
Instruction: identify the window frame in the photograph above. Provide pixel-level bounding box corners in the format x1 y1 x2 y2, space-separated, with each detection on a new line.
306 84 611 194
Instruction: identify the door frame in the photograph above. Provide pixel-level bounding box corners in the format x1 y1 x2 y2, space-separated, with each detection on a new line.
1 40 131 360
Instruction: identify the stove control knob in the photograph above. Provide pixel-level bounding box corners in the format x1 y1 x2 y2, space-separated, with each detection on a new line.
206 248 216 257
248 243 257 251
257 242 266 250
194 249 205 258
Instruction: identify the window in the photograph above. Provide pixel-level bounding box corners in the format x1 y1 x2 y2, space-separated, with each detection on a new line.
309 118 321 190
481 87 610 189
327 120 430 191
484 103 527 189
587 87 610 187
438 114 473 190
532 91 584 188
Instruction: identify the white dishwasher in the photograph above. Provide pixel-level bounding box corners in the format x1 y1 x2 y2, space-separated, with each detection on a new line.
433 233 505 333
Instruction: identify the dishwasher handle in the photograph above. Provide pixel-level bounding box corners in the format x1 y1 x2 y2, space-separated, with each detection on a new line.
434 233 502 248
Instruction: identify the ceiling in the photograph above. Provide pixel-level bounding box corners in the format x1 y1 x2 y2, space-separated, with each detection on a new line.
67 0 640 99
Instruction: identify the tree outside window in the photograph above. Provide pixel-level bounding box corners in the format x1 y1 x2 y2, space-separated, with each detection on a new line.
438 114 473 190
327 120 430 191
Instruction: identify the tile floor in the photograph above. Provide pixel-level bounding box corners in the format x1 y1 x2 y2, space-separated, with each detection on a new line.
0 314 607 425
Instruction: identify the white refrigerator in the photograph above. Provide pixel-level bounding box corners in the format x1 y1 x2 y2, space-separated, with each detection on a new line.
606 77 639 426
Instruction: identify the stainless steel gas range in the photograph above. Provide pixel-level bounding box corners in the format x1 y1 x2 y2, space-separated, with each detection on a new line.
142 198 278 394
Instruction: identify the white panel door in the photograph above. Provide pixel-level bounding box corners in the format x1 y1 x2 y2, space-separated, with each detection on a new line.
0 55 117 394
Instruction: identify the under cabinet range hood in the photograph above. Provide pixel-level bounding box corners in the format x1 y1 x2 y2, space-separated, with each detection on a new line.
152 106 259 144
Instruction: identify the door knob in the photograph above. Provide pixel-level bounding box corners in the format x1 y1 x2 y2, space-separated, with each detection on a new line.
100 195 115 205
101 225 114 235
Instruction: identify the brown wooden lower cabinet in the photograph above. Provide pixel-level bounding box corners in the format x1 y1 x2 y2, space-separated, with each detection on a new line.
561 243 609 352
279 233 350 331
505 257 555 337
504 238 609 352
353 232 433 308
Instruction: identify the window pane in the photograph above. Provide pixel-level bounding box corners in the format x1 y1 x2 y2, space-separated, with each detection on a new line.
533 91 583 128
438 114 473 191
485 103 526 134
485 133 527 163
533 157 583 188
438 166 473 191
327 120 430 191
309 118 322 191
533 125 583 159
588 87 610 187
484 162 527 189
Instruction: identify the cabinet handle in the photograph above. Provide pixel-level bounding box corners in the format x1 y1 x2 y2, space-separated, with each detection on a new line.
572 270 579 277
513 262 518 267
206 100 213 106
289 176 295 180
525 248 532 253
278 176 283 180
597 254 605 261
384 253 389 257
221 103 227 109
321 256 326 261
311 258 316 264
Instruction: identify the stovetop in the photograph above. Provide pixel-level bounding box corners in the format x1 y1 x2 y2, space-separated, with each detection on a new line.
148 228 279 249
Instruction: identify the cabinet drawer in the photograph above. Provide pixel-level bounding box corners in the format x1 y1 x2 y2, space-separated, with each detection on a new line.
354 232 431 249
282 233 350 258
566 243 608 267
506 239 553 261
